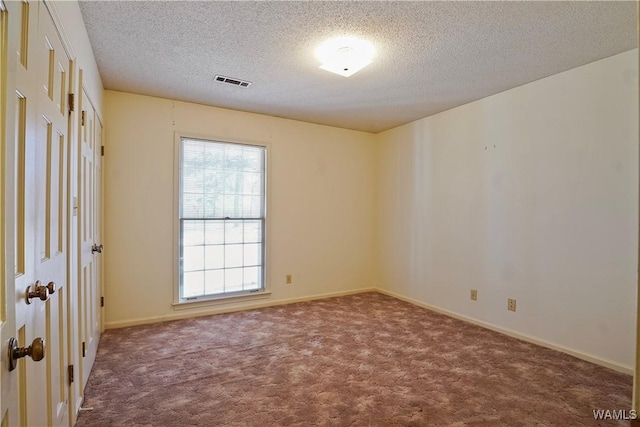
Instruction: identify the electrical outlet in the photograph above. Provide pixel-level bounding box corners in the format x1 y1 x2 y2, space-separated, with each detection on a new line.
470 289 477 301
286 274 292 285
508 298 516 312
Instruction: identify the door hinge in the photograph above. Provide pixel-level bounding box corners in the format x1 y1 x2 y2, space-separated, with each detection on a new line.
82 341 86 357
81 110 86 126
101 146 104 156
68 364 74 385
101 296 104 307
68 93 75 112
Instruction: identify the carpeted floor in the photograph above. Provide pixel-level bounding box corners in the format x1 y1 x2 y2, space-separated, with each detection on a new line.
76 292 632 426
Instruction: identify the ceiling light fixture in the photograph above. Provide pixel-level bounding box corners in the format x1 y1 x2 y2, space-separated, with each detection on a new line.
315 36 375 77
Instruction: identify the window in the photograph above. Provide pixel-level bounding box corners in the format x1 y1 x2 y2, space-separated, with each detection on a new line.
178 137 266 300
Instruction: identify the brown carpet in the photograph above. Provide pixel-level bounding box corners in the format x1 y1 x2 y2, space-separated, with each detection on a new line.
76 292 631 426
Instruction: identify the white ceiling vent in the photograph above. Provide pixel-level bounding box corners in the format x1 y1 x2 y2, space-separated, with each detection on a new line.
214 75 252 88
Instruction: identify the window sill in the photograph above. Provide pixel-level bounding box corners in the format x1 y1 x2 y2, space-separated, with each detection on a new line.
172 291 272 311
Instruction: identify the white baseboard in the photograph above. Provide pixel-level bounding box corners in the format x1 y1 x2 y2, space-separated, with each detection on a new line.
375 288 633 375
74 396 83 421
104 287 377 329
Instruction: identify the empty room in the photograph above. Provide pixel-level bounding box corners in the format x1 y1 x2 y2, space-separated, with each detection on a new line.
0 1 638 426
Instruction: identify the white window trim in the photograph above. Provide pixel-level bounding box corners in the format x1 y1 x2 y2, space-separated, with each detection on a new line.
172 131 271 308
171 290 272 311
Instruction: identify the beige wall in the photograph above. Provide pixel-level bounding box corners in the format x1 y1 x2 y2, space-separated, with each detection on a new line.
103 91 377 327
376 49 639 371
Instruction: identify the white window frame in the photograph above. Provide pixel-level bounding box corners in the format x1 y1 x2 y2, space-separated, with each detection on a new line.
172 132 270 308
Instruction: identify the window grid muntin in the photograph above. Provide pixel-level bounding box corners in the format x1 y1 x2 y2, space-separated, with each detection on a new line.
179 137 265 300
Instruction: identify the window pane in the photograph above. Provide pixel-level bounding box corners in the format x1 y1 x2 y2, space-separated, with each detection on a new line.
204 169 223 195
183 141 204 169
183 271 204 298
244 220 261 243
243 172 261 195
225 268 243 292
243 149 262 172
244 243 261 266
241 195 260 218
205 221 224 244
225 171 241 194
224 146 244 171
183 246 204 272
223 194 241 218
212 195 225 218
225 244 243 268
225 221 243 244
182 193 204 218
183 220 204 246
204 245 224 269
204 195 222 218
183 168 203 194
204 144 224 169
243 266 260 289
205 270 224 295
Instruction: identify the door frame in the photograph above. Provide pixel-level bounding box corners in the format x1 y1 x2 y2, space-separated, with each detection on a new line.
633 0 640 417
0 0 19 424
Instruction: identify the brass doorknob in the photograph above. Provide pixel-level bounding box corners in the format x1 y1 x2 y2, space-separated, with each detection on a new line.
45 281 56 295
25 281 48 304
8 337 45 371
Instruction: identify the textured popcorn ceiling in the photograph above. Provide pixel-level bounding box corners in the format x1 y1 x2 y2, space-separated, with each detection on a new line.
79 1 637 133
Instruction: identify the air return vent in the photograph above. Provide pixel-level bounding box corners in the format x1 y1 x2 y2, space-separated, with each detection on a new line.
214 75 252 88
